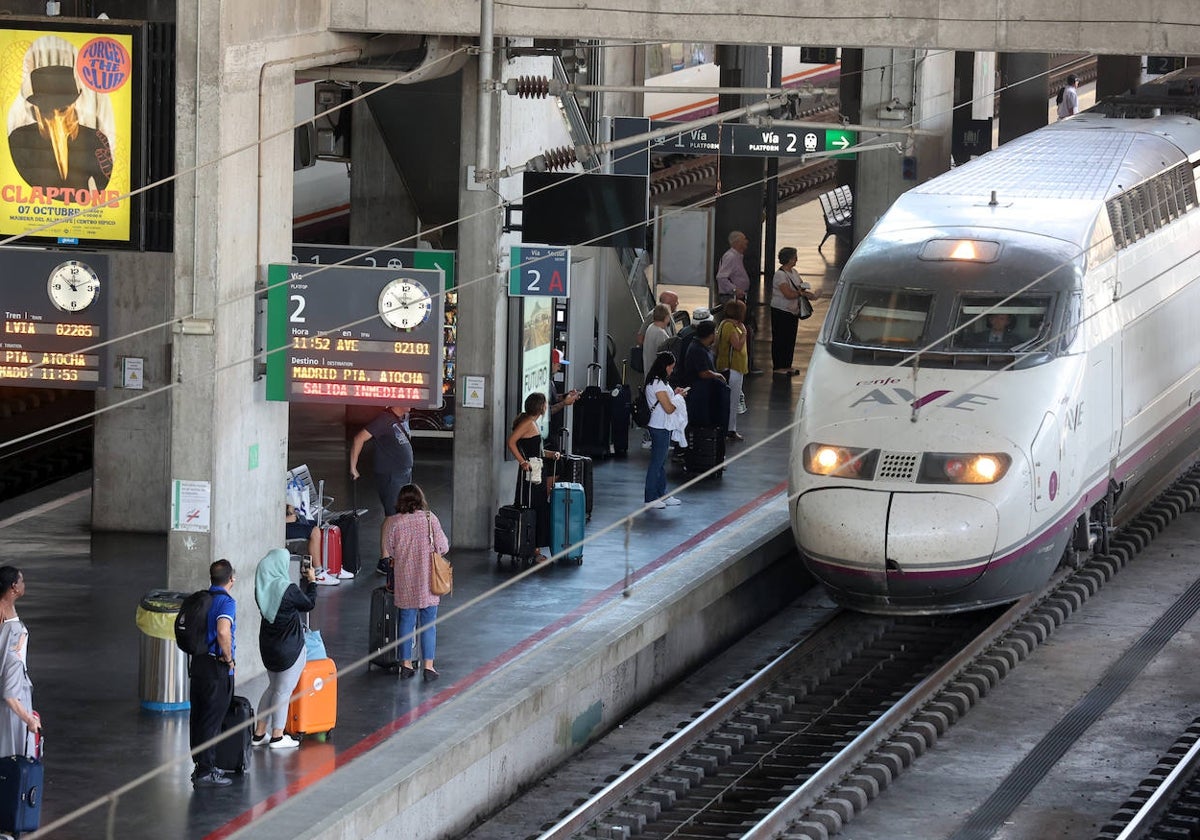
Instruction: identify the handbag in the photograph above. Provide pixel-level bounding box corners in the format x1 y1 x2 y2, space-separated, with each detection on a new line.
303 626 327 660
427 512 453 596
798 295 814 320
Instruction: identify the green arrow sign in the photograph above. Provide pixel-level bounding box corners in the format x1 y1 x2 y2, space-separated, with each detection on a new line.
826 129 857 159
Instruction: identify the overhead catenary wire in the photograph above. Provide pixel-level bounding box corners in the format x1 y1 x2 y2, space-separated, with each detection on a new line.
11 46 1166 837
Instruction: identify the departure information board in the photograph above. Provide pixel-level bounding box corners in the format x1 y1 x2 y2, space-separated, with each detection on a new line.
0 249 109 388
264 263 445 407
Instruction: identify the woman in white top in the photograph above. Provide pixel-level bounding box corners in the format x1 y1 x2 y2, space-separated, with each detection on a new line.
769 246 818 375
644 350 688 509
0 567 38 758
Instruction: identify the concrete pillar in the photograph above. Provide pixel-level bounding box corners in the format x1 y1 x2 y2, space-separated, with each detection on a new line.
713 45 768 302
171 2 364 673
997 53 1049 143
452 57 505 549
853 48 954 238
1096 55 1142 98
92 251 172 532
349 99 421 246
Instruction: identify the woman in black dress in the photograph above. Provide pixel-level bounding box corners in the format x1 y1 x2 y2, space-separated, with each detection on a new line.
505 392 562 563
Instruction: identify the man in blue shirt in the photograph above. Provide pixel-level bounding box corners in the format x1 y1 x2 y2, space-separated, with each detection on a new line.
190 559 236 788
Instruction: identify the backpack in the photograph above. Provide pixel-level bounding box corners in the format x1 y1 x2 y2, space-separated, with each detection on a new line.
174 589 214 655
1055 86 1065 105
632 390 653 428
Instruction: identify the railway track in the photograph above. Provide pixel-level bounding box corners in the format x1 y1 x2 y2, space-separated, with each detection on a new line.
532 463 1200 840
1096 719 1200 840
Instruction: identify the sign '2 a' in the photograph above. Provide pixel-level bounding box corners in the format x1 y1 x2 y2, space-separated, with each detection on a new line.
508 245 571 298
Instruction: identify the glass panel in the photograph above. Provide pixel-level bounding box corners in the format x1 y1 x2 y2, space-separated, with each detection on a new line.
951 295 1055 350
839 287 934 348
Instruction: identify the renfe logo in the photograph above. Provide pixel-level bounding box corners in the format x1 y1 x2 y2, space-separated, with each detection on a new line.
850 387 998 412
76 37 132 95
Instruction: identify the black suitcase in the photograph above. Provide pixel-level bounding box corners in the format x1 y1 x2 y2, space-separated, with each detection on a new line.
684 426 726 478
609 383 631 455
215 696 253 774
494 505 537 567
328 511 361 574
572 362 612 459
368 586 400 671
557 454 594 519
0 755 42 837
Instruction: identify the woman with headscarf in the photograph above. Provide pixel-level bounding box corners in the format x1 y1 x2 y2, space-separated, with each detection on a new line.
0 567 39 758
252 549 317 749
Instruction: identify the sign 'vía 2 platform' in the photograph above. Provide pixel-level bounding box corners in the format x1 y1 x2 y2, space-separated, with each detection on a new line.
264 263 445 407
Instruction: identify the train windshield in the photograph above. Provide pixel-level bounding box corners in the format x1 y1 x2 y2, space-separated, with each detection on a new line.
839 288 933 349
950 296 1054 351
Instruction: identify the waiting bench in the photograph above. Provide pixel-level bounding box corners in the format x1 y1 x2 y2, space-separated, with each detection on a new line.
818 185 853 252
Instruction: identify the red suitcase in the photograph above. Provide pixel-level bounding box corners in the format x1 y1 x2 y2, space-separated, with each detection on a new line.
285 657 337 739
322 524 342 575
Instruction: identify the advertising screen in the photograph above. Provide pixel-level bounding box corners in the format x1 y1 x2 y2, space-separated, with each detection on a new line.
0 23 139 246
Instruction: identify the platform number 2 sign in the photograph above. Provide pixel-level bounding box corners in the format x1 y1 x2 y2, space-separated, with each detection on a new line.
509 246 571 298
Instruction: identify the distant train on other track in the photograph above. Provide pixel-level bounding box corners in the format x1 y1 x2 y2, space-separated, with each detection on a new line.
790 72 1200 613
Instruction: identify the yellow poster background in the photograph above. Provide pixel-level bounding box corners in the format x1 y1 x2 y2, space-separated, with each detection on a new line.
0 27 134 243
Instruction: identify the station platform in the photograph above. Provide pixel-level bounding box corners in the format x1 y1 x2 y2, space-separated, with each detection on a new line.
0 203 840 840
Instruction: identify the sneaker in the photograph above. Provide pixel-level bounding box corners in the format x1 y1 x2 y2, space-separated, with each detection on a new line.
251 732 269 747
335 569 355 580
193 769 232 788
314 572 340 586
664 496 682 506
648 500 667 510
747 368 765 376
268 734 300 750
641 437 653 450
737 393 747 415
375 557 391 576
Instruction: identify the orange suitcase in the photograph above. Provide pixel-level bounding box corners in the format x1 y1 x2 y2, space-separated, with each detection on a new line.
285 657 337 738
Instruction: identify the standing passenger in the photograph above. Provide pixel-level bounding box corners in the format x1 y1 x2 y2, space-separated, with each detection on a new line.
382 484 449 682
1057 73 1079 120
189 560 236 788
506 393 562 564
252 549 317 750
770 246 816 376
350 406 414 516
715 299 749 441
0 567 40 760
643 352 688 509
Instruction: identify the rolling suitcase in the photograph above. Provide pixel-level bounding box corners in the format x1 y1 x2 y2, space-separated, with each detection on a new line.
609 383 631 455
684 426 726 478
215 695 253 774
328 512 361 574
322 523 343 576
285 657 338 739
556 454 593 519
549 481 585 565
571 363 612 459
0 755 42 838
494 478 537 568
368 586 401 671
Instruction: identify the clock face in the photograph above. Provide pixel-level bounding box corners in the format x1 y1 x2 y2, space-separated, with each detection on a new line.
47 261 100 312
378 277 432 330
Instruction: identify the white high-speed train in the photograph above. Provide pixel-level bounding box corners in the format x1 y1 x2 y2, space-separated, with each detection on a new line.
790 106 1200 614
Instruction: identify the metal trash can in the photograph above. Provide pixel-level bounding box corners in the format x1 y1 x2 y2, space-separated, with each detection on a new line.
136 589 191 712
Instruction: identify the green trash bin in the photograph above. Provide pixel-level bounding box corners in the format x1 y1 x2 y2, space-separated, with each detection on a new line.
136 589 191 712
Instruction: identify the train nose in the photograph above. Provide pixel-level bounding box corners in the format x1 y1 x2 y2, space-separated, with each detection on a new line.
794 488 999 599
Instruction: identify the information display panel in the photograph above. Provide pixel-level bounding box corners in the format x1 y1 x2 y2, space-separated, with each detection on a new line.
264 263 444 408
0 248 109 388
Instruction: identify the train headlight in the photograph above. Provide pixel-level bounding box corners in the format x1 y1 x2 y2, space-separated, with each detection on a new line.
804 443 877 479
921 452 1011 484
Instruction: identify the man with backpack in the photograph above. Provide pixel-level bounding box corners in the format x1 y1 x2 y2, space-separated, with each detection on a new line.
184 559 237 788
1056 73 1079 120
